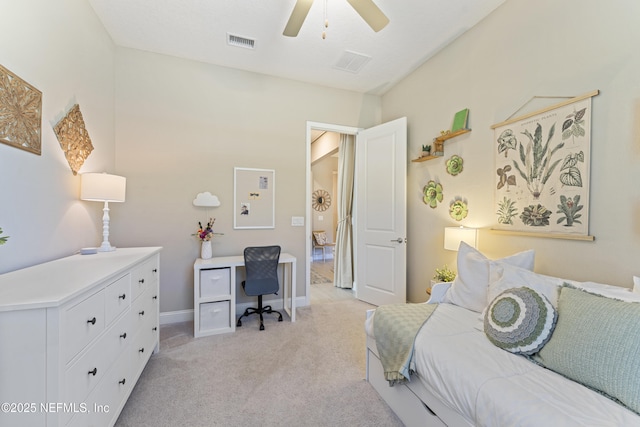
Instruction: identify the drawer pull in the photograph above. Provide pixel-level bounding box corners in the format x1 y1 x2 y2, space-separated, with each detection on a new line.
152 268 158 273
120 332 127 339
139 278 145 284
139 310 145 316
153 295 158 300
152 327 158 331
139 348 145 353
119 293 126 300
87 317 97 325
119 378 126 385
88 368 98 376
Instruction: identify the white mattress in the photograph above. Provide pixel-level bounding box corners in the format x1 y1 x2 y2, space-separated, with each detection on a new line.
369 303 640 426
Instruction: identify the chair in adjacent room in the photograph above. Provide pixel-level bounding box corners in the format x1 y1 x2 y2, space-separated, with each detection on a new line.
312 230 335 261
236 245 284 331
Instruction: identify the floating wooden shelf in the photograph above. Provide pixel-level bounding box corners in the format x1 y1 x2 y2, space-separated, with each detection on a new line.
412 128 471 162
412 154 443 163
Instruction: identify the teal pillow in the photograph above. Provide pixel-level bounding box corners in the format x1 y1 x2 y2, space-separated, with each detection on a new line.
484 287 557 355
534 286 640 413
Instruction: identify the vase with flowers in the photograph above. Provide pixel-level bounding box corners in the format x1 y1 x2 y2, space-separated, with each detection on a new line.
194 218 219 259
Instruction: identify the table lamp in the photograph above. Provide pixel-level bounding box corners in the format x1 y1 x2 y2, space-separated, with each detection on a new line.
81 172 126 252
444 226 478 251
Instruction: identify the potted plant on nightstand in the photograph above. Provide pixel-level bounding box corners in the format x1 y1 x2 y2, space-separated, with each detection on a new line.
428 265 456 295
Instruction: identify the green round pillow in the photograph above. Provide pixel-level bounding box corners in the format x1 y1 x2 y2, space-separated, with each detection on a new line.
484 286 557 355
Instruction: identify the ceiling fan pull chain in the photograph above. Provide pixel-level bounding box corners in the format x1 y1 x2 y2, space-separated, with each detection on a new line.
322 0 328 39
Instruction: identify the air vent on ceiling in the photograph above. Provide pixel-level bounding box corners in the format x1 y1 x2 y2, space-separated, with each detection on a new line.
227 33 255 50
334 50 371 73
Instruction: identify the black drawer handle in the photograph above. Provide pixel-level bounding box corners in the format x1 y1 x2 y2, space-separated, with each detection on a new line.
119 294 126 300
152 268 157 273
139 310 145 316
120 332 127 339
153 295 158 300
119 378 126 385
139 348 145 353
87 317 97 325
88 367 98 376
152 327 157 331
138 278 145 284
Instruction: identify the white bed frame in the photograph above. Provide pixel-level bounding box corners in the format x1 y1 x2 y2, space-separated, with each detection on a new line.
365 283 472 427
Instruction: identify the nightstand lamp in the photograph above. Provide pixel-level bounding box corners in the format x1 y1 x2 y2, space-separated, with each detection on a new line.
444 226 478 251
81 172 126 252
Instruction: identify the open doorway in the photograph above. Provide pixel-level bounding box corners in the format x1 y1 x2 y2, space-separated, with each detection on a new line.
310 133 338 287
305 122 359 305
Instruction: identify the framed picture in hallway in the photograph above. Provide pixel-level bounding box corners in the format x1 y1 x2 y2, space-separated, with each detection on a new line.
234 167 275 229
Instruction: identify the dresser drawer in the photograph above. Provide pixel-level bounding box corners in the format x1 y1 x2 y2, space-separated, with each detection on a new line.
132 322 158 379
105 274 131 325
200 301 231 331
131 256 160 301
200 268 231 298
131 288 155 334
64 337 110 423
67 345 133 427
62 290 106 364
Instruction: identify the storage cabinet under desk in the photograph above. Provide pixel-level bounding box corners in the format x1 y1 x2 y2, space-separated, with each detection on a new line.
0 247 161 427
194 266 235 337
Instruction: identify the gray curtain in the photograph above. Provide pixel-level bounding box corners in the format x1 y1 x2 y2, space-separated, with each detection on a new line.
333 134 355 289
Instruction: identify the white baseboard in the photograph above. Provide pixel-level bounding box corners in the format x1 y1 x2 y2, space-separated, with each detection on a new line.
159 296 308 325
159 309 193 325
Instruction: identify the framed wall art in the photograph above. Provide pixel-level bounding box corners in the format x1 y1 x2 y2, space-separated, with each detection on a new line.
53 104 94 175
0 64 42 155
234 167 275 229
491 90 598 240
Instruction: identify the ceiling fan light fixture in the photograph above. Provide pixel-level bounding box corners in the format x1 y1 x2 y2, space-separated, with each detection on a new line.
283 0 389 37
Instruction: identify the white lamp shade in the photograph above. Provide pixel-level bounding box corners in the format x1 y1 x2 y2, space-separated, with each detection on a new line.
444 226 478 251
81 173 126 202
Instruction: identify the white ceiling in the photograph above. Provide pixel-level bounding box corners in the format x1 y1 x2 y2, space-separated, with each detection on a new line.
88 0 507 95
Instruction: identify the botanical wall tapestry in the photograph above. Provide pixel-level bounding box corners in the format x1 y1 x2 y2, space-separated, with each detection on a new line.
492 91 598 238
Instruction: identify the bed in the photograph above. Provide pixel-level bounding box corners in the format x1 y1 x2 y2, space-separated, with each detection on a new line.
365 243 640 426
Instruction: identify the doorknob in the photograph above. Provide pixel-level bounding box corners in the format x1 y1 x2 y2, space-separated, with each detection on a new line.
390 238 405 243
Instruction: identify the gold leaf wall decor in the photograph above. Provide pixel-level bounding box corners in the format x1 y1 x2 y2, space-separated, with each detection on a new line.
53 104 94 175
0 64 43 155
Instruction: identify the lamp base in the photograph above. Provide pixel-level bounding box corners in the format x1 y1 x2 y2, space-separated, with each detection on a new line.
98 242 116 252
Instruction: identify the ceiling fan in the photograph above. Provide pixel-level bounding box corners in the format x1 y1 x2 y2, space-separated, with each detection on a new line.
283 0 389 37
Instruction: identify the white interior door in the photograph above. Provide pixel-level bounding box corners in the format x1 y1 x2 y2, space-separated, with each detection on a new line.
355 117 407 306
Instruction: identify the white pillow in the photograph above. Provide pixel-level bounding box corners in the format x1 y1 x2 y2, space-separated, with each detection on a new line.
442 242 535 312
488 263 562 308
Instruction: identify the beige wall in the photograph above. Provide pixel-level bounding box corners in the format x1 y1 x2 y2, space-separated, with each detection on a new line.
0 0 116 273
112 48 381 312
382 0 640 302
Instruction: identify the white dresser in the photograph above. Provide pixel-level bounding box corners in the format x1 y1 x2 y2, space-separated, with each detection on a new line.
0 247 161 427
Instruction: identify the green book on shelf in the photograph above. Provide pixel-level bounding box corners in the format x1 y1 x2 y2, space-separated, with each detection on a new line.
451 108 469 132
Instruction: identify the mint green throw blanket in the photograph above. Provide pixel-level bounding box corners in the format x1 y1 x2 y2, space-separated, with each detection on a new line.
373 303 438 385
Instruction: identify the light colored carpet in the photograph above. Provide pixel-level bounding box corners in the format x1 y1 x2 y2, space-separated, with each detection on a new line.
115 284 402 427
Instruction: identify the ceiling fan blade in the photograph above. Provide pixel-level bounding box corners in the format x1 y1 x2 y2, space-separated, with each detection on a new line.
347 0 389 32
283 0 314 37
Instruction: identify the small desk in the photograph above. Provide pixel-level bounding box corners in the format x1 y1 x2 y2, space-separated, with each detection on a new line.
193 253 297 337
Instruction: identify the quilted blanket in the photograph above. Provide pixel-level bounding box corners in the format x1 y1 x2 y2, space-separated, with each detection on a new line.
373 303 438 385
